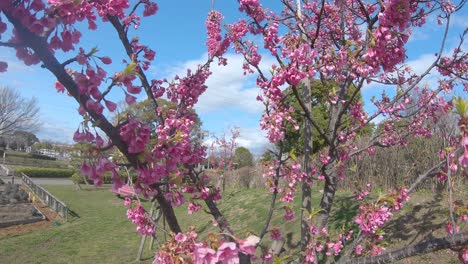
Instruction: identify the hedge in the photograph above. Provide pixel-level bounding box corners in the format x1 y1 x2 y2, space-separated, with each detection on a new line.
15 167 75 178
30 153 57 161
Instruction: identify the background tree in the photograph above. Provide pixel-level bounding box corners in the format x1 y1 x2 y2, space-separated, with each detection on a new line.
0 86 40 136
233 146 254 168
4 130 39 150
282 80 374 155
33 141 53 150
259 150 275 163
114 98 204 145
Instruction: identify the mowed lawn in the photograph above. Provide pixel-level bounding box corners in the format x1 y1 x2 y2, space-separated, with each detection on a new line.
0 185 156 264
0 184 464 263
0 185 312 264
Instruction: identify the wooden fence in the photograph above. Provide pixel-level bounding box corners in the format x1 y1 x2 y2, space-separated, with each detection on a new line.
21 173 69 221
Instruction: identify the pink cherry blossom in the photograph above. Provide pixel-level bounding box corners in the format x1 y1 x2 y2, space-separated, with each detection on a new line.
216 242 239 264
459 247 468 264
238 235 260 255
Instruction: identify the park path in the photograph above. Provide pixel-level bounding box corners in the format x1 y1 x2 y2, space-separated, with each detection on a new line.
0 165 73 186
0 175 73 186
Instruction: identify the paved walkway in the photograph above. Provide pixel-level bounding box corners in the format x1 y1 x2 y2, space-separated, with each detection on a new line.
0 175 73 186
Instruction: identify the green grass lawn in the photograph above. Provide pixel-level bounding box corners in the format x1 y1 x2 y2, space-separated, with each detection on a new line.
0 185 155 264
0 185 318 263
4 157 70 169
0 185 464 263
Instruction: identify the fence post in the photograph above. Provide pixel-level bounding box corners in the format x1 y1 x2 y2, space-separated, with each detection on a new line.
19 172 69 222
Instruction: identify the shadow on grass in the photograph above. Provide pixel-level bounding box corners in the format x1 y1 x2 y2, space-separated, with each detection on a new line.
330 195 360 231
68 209 80 218
384 190 445 245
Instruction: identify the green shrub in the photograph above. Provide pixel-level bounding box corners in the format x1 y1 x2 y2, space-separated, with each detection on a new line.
15 167 74 178
70 173 110 184
30 153 57 161
102 172 113 184
70 173 85 184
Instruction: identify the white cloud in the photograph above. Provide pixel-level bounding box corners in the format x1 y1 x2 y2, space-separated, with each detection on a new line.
405 53 441 90
0 49 36 74
159 53 277 114
157 53 278 153
203 126 270 156
36 121 75 144
236 126 270 154
406 53 439 75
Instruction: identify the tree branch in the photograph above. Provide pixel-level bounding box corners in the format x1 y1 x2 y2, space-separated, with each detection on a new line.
3 9 184 235
345 231 468 264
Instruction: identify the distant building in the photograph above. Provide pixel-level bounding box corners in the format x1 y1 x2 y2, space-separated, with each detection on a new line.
38 148 71 161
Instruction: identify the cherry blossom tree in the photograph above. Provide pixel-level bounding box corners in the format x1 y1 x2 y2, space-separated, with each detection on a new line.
0 1 467 263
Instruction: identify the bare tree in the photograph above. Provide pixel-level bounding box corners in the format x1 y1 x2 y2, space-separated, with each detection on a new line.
0 86 40 136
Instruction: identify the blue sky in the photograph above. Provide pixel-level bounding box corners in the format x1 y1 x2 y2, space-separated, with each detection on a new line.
0 1 466 155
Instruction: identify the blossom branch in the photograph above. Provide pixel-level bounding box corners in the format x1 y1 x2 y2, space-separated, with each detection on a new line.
106 15 163 124
345 231 468 264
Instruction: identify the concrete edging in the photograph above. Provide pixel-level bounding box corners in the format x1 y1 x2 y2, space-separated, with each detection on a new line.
0 204 46 228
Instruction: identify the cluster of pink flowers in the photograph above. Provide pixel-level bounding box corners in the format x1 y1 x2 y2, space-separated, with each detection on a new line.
120 118 151 154
303 227 355 262
195 235 259 264
165 67 211 108
459 247 468 264
355 187 409 240
238 0 265 24
350 102 369 128
355 204 393 236
280 162 308 202
154 230 259 264
446 222 460 235
283 206 295 221
205 10 229 59
81 158 122 189
355 184 372 201
388 188 410 211
126 202 154 236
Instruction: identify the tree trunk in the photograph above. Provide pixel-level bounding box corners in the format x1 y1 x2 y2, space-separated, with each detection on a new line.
155 190 181 234
300 79 313 250
316 166 337 230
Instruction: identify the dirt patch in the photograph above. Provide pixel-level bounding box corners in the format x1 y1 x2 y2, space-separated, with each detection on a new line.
0 196 63 238
0 203 44 227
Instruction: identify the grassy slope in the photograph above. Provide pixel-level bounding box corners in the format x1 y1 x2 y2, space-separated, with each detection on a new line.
3 150 69 169
0 185 464 263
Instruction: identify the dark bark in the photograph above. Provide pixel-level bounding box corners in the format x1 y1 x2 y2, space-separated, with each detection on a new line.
300 79 313 250
204 198 234 235
155 189 181 233
204 198 251 263
316 166 337 230
259 179 278 240
345 231 468 264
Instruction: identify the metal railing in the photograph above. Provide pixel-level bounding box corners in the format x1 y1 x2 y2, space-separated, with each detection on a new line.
0 164 10 176
21 173 69 221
